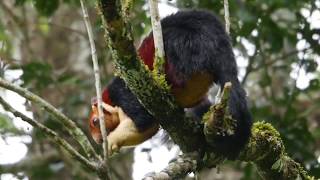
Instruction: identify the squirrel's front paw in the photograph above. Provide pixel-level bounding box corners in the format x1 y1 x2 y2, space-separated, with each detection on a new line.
107 135 121 156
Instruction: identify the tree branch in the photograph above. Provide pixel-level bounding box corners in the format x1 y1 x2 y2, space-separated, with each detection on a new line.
80 0 109 166
96 0 204 153
144 122 314 180
143 152 200 180
0 96 98 171
0 151 61 174
0 78 99 161
204 82 235 143
95 1 315 179
148 0 165 74
241 48 310 85
0 1 22 27
80 1 112 179
223 0 230 34
240 122 313 179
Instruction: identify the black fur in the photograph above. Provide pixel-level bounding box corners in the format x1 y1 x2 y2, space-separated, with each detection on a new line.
186 98 212 120
107 10 252 159
107 77 155 132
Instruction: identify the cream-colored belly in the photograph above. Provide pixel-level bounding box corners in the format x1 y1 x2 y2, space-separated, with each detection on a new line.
172 73 213 108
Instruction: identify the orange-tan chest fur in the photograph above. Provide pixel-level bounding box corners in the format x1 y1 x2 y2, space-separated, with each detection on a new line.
171 73 213 107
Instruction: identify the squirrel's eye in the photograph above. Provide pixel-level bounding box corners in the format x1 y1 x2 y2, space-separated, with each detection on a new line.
92 118 100 127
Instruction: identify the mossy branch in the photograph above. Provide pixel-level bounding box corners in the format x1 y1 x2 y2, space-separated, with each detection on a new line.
144 122 314 179
0 78 115 179
96 0 204 152
96 1 314 179
203 82 236 144
240 122 313 180
0 96 98 171
0 151 60 174
0 78 99 161
143 152 200 180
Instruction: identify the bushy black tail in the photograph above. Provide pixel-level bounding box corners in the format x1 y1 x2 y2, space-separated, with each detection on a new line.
161 10 252 159
186 98 212 120
187 83 252 159
214 79 252 159
210 30 252 159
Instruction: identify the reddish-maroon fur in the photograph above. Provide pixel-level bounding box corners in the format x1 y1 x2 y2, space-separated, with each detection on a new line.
138 35 155 70
102 35 183 104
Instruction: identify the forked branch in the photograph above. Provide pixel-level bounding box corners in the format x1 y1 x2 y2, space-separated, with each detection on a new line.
204 82 236 144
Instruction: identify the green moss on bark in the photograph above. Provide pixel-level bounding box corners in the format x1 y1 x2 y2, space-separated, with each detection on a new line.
96 1 315 178
97 0 204 152
241 122 313 179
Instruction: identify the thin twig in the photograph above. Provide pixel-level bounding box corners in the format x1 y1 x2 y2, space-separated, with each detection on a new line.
241 48 310 85
148 0 165 74
241 56 255 85
0 78 99 161
0 1 22 26
47 22 88 37
80 0 107 162
80 0 110 175
0 96 98 171
223 0 230 34
253 48 310 71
